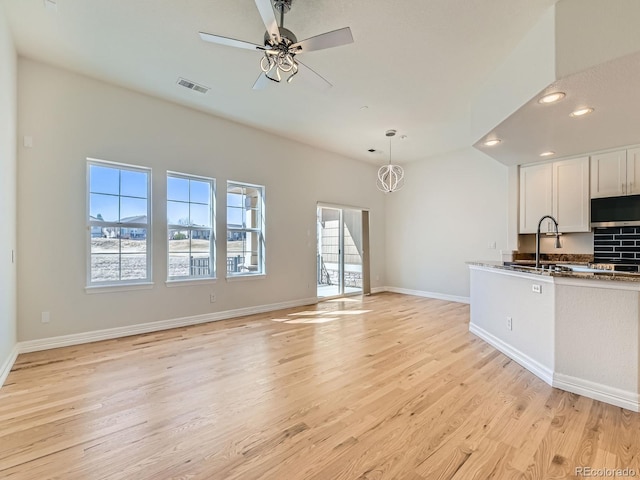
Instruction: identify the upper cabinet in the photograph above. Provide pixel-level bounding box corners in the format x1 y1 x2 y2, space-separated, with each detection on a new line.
520 157 590 234
520 163 552 234
553 157 590 233
591 148 640 198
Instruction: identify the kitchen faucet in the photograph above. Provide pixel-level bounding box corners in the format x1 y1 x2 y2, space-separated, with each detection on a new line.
536 215 561 269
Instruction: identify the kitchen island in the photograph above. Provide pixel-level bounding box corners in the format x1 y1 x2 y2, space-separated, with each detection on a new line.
468 261 640 411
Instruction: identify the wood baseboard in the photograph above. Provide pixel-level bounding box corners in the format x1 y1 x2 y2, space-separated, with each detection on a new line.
18 297 318 354
385 286 470 304
469 322 554 385
0 344 19 388
470 322 640 412
553 373 640 412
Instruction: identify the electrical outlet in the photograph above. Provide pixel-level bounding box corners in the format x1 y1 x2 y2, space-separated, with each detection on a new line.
209 294 216 303
41 311 50 324
488 241 497 249
506 316 512 331
532 284 542 294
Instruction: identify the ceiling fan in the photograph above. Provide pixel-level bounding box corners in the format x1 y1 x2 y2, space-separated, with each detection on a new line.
199 0 354 90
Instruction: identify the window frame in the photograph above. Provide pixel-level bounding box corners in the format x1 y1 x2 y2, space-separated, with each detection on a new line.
166 171 216 282
86 158 152 288
226 181 266 278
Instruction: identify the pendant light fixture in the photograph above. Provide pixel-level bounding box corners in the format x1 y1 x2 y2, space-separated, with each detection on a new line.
377 129 405 193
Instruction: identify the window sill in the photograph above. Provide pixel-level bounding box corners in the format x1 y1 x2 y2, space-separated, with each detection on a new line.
226 274 266 282
165 278 217 287
85 282 155 294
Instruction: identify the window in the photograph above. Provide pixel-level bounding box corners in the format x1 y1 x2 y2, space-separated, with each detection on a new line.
88 159 151 286
167 173 215 280
227 182 265 276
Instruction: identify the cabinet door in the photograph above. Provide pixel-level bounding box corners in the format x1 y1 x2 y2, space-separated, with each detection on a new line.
626 148 640 195
520 163 553 234
590 150 627 198
553 157 590 232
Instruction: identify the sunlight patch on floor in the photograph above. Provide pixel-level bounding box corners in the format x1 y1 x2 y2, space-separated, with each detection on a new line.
272 308 373 324
288 311 329 316
283 317 340 324
327 310 371 315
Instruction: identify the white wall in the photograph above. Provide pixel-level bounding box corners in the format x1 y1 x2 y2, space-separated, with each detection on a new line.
385 148 508 300
0 5 17 379
555 282 639 396
470 5 556 143
470 267 555 374
16 58 385 342
555 0 640 78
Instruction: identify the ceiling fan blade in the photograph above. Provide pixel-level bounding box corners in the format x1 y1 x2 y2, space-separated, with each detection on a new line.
291 27 353 53
296 60 332 91
199 32 264 51
252 72 271 90
254 0 281 44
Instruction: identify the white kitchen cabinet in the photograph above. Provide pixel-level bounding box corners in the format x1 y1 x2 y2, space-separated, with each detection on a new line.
519 162 552 234
590 149 640 198
627 148 640 195
590 150 626 198
519 157 590 233
553 157 590 232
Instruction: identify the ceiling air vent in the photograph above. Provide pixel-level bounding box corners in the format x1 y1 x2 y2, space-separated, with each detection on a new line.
177 77 210 94
44 0 57 12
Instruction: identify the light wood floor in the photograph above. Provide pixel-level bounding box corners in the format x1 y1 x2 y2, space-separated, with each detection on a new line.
1 293 639 479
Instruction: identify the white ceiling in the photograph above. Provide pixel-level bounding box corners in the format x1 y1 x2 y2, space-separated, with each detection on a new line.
475 51 640 166
1 0 557 164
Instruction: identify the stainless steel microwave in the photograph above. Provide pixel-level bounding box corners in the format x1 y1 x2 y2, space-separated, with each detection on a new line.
591 194 640 227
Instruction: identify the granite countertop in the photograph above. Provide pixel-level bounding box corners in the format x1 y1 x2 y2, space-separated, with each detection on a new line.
512 253 594 263
467 261 640 283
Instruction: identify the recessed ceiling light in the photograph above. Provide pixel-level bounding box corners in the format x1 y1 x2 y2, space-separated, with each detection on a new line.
538 92 566 104
570 107 594 117
540 151 555 157
483 139 502 147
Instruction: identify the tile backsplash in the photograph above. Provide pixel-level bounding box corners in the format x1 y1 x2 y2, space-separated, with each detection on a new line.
594 227 640 263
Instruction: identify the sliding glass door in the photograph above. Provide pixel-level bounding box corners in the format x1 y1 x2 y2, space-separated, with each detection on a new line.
317 206 367 298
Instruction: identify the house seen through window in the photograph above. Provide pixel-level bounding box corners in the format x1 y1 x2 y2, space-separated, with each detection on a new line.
227 182 265 276
167 173 215 280
88 159 151 285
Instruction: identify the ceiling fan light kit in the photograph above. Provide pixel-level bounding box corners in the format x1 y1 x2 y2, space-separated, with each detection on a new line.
377 130 405 193
198 0 354 90
259 27 298 84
